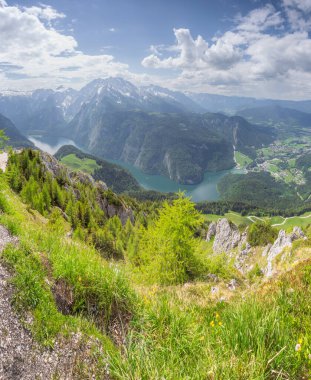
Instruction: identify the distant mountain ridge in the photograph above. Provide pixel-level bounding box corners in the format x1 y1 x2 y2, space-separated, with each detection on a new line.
236 105 311 127
1 77 311 138
0 113 33 148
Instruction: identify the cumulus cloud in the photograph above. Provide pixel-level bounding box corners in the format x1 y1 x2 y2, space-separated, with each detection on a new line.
0 2 131 90
141 3 311 99
142 28 241 71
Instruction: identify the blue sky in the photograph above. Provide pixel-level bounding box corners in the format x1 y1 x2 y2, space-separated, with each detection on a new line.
1 0 311 99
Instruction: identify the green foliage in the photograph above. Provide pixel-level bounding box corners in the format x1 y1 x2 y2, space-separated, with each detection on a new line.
6 149 135 258
1 153 311 379
136 193 205 284
112 264 311 379
2 243 66 345
248 221 278 247
60 153 100 174
55 145 140 193
0 129 9 150
219 171 304 212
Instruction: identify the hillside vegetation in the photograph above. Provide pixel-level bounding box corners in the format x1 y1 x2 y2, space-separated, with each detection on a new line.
55 145 140 193
0 148 310 379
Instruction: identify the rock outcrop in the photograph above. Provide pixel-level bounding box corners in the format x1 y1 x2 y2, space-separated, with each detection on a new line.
206 222 217 242
213 219 241 253
265 227 306 277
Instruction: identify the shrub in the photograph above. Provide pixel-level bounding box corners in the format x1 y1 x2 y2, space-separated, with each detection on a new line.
247 221 277 247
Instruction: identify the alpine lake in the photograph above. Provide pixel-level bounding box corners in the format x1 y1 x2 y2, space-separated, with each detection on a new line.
28 135 245 202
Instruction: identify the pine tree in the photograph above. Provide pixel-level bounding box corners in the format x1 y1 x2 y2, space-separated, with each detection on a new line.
138 193 204 285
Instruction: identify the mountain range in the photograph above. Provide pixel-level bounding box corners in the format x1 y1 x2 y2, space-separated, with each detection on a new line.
2 77 311 183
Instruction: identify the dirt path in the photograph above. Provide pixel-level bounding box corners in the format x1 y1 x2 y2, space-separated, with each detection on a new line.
247 215 264 223
271 214 311 227
0 225 109 379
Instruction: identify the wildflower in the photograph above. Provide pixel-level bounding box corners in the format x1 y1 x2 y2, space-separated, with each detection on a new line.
298 338 303 344
210 320 215 327
295 343 302 352
215 312 220 319
218 321 222 326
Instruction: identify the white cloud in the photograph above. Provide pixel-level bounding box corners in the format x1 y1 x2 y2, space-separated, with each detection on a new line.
0 2 131 90
283 0 311 13
141 4 311 99
142 28 241 71
109 27 116 32
23 3 66 22
236 4 283 32
283 0 311 30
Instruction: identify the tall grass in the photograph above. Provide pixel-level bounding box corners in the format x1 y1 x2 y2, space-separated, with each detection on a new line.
0 171 310 379
111 264 311 379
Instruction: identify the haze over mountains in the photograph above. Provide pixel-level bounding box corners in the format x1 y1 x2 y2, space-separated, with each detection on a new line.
1 77 311 133
1 77 311 184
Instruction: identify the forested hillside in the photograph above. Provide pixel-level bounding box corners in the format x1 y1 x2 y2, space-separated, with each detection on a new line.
55 145 140 193
0 147 310 379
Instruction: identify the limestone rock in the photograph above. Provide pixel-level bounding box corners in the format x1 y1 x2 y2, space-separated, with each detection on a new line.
206 222 216 241
265 227 306 277
268 230 292 262
227 279 237 291
290 226 306 241
262 244 272 257
213 218 241 253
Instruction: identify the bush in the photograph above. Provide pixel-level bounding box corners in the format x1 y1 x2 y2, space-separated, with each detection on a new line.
247 221 277 247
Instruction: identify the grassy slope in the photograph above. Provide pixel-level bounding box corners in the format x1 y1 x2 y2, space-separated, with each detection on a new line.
60 153 100 174
205 211 311 232
235 151 252 167
0 172 310 379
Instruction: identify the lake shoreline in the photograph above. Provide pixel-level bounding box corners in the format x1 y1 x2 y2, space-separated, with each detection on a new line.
28 135 246 202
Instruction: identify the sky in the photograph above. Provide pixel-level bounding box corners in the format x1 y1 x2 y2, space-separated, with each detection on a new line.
1 0 311 99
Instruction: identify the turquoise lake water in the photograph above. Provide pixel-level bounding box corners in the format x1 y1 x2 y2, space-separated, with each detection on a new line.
29 136 245 202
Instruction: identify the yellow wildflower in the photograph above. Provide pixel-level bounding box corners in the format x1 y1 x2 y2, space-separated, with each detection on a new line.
210 320 215 327
218 321 223 326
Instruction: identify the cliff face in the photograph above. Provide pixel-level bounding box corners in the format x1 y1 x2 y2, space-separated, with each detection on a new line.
67 111 266 184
